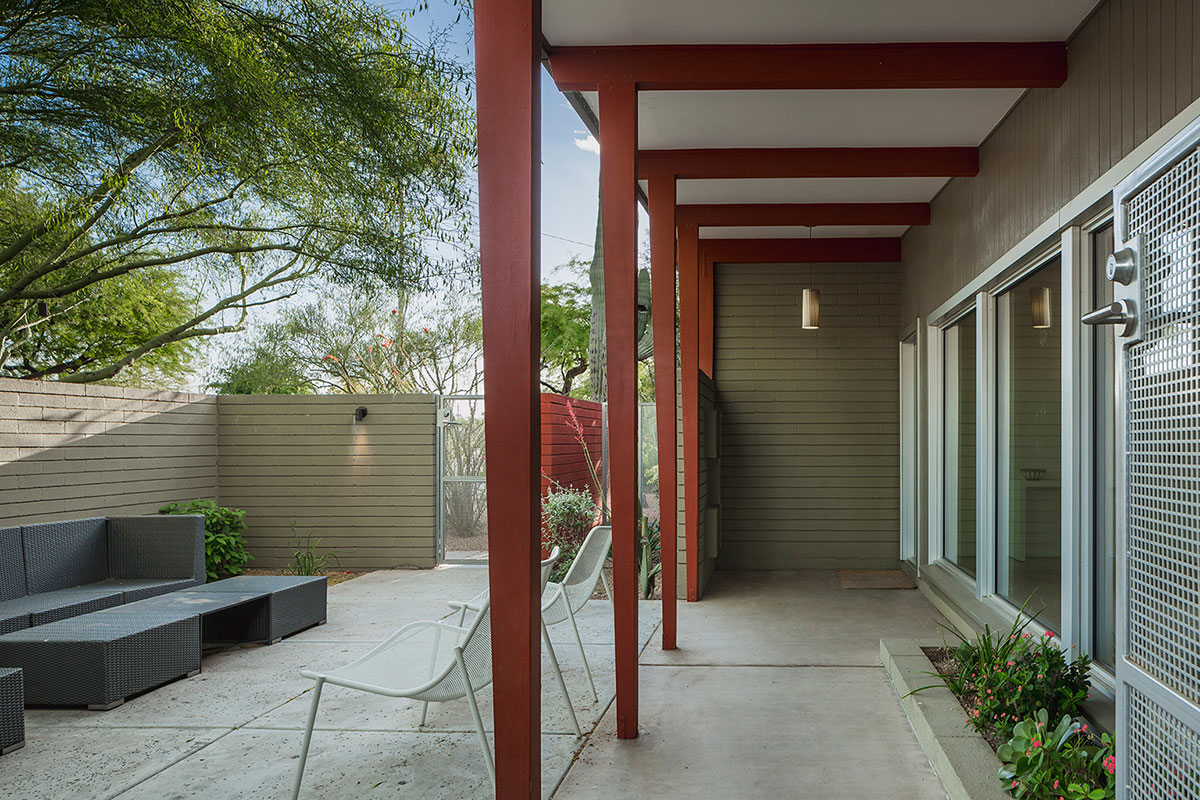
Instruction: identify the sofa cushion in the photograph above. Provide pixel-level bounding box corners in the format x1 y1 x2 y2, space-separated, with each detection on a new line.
0 610 28 636
96 578 200 603
0 588 125 628
0 527 25 601
107 515 205 582
22 518 108 594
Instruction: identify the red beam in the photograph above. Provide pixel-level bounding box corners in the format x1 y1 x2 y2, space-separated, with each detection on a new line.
638 147 978 180
703 237 901 263
550 42 1066 92
678 223 701 602
648 174 678 650
476 0 540 794
599 80 639 740
677 202 929 228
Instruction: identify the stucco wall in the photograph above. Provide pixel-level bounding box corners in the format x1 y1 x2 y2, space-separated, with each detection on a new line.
713 261 901 570
902 0 1200 323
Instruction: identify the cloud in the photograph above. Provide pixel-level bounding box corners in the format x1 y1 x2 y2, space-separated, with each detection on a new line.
573 134 600 155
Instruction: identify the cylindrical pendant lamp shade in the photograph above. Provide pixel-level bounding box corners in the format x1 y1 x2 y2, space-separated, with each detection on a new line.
1031 286 1052 328
801 288 820 329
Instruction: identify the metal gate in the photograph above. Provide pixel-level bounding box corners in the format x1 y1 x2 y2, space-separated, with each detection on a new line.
436 394 487 563
1091 117 1200 800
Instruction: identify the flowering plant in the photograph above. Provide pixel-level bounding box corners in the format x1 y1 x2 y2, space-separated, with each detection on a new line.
938 610 1091 742
997 708 1115 799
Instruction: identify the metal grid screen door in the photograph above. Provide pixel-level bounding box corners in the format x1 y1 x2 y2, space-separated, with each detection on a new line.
1103 117 1200 800
436 395 488 563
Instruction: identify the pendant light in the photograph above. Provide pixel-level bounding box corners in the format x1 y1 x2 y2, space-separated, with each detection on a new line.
801 226 820 329
1030 286 1052 328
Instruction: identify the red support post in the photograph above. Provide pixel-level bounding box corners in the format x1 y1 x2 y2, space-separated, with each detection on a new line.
699 244 714 378
678 223 701 602
648 173 677 650
475 1 541 796
598 79 639 740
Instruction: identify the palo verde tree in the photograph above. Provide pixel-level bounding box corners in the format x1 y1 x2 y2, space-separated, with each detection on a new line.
0 0 474 383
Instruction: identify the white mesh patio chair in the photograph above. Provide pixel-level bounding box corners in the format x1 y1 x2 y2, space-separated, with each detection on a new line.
290 597 497 798
542 525 613 702
446 547 582 737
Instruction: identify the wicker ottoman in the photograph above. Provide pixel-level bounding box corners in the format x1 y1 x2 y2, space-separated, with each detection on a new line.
0 667 23 754
0 610 201 709
191 576 326 642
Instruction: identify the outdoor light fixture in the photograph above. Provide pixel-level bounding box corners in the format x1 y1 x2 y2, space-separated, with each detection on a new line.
801 226 820 329
1031 286 1052 328
355 406 368 422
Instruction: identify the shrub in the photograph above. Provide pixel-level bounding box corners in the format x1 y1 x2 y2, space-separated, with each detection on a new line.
937 612 1091 743
998 709 1115 799
542 487 597 582
286 521 339 576
160 499 252 581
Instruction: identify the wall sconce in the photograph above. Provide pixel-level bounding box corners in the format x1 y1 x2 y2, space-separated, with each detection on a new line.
801 288 821 329
354 406 368 422
1031 286 1052 329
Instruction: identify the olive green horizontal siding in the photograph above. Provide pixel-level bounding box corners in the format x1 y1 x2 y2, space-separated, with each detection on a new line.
902 0 1200 322
714 262 901 571
216 394 437 570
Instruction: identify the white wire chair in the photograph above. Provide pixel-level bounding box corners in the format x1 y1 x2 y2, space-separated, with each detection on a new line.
291 548 573 798
541 525 612 702
446 547 581 738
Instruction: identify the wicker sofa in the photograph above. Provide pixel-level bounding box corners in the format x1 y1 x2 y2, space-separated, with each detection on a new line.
0 516 206 635
0 515 326 711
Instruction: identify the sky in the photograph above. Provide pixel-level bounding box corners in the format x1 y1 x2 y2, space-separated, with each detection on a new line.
378 0 607 284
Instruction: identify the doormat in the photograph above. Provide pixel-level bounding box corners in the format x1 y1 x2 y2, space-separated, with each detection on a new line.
836 569 916 590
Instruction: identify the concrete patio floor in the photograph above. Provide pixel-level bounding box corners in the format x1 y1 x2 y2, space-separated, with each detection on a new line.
554 570 952 800
0 566 660 800
0 568 951 800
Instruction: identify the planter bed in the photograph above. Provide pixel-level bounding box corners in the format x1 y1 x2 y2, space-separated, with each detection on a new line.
882 638 1011 800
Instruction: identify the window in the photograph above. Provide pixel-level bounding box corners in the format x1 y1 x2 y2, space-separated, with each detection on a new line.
997 257 1063 629
1091 224 1117 668
944 311 977 576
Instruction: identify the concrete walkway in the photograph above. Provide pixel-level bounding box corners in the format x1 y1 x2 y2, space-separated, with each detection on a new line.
554 570 951 800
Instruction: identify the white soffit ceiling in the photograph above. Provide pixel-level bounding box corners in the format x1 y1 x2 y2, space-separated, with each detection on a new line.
543 0 1100 45
698 225 911 240
658 177 950 205
636 89 1024 149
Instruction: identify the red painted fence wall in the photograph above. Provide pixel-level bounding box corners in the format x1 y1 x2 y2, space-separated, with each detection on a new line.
540 394 603 501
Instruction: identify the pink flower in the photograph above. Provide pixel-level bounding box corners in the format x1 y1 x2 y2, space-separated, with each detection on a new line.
1045 631 1055 638
1033 740 1042 748
1054 780 1059 789
1105 755 1116 775
1007 661 1015 666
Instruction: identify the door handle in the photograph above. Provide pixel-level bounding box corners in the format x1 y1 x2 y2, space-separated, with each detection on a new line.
1082 299 1137 337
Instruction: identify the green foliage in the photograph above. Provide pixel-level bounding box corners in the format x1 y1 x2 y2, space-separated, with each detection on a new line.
0 0 475 383
211 286 482 395
541 488 598 583
286 521 339 577
160 499 251 581
997 709 1115 799
207 340 314 395
929 608 1091 743
541 274 591 396
636 515 661 600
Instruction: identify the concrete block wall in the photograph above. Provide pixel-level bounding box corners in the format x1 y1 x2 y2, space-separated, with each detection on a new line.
713 261 901 570
0 378 218 525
